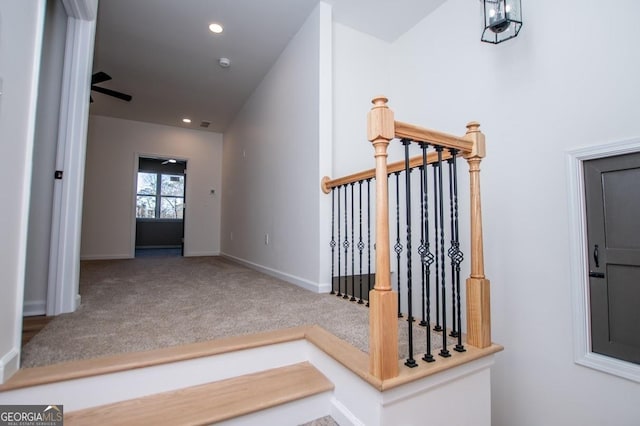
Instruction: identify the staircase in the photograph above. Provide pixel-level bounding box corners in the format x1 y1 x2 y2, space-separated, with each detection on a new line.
65 362 333 425
0 325 499 425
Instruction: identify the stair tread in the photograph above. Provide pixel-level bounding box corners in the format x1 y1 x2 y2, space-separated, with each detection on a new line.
64 362 333 426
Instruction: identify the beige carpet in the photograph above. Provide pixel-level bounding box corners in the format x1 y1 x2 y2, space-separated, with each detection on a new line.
21 256 456 368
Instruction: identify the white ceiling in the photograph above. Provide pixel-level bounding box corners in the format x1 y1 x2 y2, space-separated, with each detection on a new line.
89 0 445 132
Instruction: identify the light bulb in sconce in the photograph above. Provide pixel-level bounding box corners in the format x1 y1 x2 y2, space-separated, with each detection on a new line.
481 0 522 44
488 2 510 34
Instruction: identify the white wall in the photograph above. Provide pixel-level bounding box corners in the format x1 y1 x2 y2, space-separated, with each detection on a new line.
0 0 45 383
82 116 223 258
221 3 331 291
24 0 68 317
332 22 394 175
382 0 640 425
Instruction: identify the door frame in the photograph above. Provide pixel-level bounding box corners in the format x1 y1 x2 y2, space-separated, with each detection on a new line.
131 153 188 257
567 137 640 383
46 0 97 316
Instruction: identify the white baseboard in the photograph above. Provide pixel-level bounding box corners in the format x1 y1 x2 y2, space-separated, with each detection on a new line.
183 251 220 257
23 300 46 316
0 348 20 385
80 254 133 260
331 397 365 426
220 253 324 293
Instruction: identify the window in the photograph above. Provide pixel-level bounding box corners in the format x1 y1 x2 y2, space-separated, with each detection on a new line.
136 172 184 219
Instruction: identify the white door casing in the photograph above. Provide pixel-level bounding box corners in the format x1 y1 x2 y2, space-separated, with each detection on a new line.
566 138 640 383
47 0 98 315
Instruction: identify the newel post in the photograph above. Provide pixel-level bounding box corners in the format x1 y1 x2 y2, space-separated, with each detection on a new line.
367 96 399 379
464 122 492 348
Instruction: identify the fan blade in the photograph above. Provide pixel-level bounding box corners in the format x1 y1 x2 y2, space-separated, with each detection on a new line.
91 71 112 85
91 85 132 102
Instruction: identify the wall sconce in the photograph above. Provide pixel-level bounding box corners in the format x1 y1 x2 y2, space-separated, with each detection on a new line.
481 0 522 44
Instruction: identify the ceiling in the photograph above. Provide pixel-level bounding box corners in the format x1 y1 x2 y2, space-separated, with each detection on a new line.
89 0 445 133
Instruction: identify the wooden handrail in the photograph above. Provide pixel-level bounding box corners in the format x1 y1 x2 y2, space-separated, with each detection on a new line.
394 120 474 153
321 151 454 194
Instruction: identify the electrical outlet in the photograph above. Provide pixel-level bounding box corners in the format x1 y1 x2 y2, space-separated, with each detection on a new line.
230 231 233 241
264 233 269 245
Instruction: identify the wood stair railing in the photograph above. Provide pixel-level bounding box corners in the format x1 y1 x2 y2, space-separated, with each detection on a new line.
322 96 491 380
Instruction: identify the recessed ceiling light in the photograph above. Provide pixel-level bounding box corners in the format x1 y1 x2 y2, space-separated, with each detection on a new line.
209 23 223 34
182 118 192 123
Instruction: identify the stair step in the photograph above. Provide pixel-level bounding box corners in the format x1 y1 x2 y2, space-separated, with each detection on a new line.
64 362 334 425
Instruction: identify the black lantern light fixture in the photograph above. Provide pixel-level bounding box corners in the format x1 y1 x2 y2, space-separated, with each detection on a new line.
481 0 522 44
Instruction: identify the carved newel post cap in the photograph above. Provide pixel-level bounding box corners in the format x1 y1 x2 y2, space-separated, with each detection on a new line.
367 96 394 142
371 96 389 108
466 121 481 133
464 121 486 159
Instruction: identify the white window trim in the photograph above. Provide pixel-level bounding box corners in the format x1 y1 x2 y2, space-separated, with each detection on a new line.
566 138 640 384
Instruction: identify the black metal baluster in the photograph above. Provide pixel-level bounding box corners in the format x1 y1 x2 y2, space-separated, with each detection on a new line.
394 171 403 318
337 186 342 297
450 149 466 353
358 180 364 304
421 143 435 363
447 157 458 338
402 139 417 368
366 178 372 307
343 184 350 299
432 163 442 332
330 188 336 295
418 164 427 326
436 146 450 358
350 183 356 301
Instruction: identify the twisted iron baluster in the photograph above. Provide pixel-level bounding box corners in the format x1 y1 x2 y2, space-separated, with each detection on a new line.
330 188 336 294
358 180 364 304
343 184 350 299
432 163 442 332
421 143 435 363
436 146 450 358
402 139 417 368
418 164 427 327
394 171 403 318
350 183 356 301
447 157 458 338
450 149 466 353
337 185 342 297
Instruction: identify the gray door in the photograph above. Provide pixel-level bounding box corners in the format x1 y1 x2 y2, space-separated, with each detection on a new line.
584 152 640 365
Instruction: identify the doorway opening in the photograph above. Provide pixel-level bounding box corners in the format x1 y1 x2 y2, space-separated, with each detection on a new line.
135 157 187 258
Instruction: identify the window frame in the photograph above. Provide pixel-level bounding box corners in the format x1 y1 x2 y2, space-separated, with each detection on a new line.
136 171 185 221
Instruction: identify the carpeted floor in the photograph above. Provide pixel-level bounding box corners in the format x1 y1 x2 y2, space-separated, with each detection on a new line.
21 256 455 368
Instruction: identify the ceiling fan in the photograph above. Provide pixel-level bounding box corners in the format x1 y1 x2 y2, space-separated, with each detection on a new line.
90 71 132 103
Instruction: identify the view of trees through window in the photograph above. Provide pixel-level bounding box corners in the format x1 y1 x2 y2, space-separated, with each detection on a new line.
136 172 184 219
